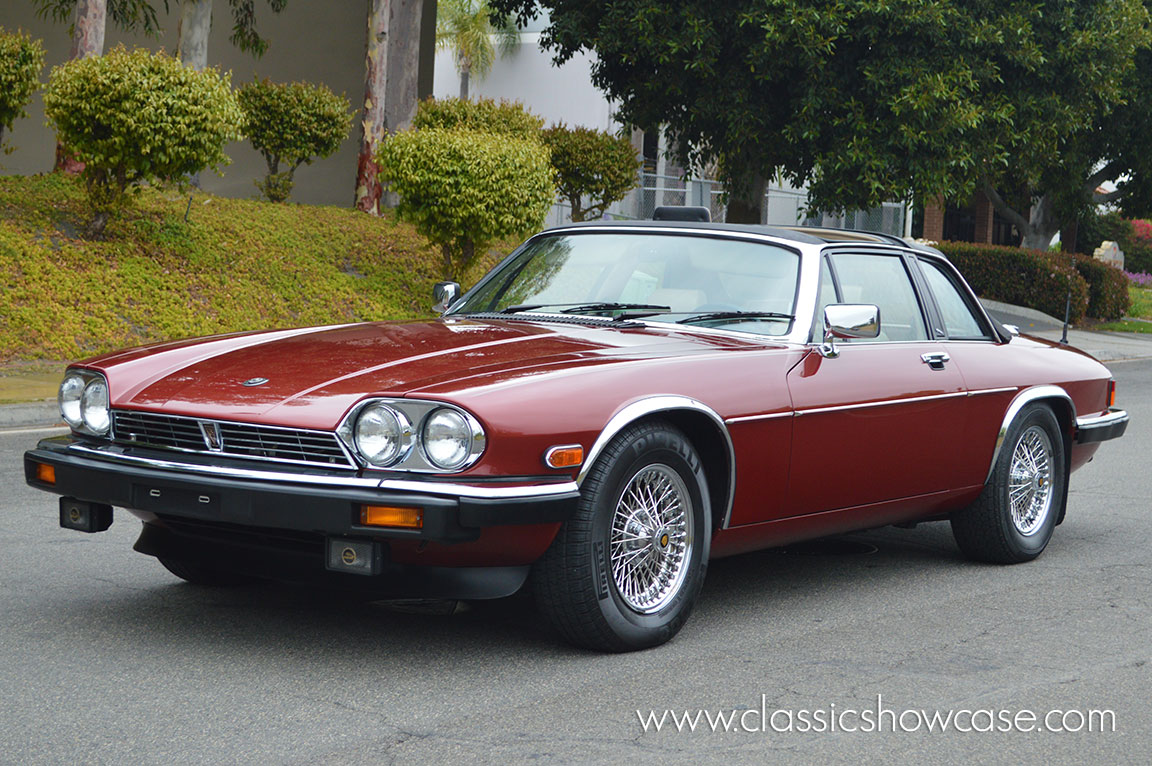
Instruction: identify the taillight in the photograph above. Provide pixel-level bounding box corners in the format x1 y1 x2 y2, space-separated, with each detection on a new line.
1107 380 1116 408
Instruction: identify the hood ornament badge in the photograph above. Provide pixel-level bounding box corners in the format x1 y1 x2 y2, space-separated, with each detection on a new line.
199 421 223 451
241 377 270 387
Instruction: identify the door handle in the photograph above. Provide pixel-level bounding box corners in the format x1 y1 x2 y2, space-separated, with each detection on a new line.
921 351 950 370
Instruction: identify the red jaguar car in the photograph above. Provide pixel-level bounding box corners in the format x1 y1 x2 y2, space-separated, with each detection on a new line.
24 216 1128 651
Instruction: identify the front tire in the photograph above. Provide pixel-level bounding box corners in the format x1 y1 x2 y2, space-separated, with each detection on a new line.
951 404 1067 563
533 420 710 652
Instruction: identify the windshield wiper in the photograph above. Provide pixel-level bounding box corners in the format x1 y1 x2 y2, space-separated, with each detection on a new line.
559 302 670 315
676 311 794 325
499 302 670 315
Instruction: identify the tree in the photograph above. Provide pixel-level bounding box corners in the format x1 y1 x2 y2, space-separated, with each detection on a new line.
377 126 553 280
437 0 517 100
43 46 243 236
0 28 46 155
176 0 288 71
493 0 1151 240
354 0 426 215
238 78 352 202
542 123 638 221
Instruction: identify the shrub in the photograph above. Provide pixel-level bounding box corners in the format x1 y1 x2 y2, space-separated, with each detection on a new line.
935 241 1089 324
1124 218 1152 274
42 46 243 237
542 123 639 221
237 78 351 202
1072 255 1131 320
1076 210 1152 274
378 127 553 280
412 96 544 139
0 28 45 155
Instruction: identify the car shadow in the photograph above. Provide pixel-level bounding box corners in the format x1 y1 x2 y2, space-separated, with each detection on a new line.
56 521 975 662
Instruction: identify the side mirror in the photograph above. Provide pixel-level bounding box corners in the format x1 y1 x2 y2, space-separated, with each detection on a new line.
818 304 880 358
432 281 461 313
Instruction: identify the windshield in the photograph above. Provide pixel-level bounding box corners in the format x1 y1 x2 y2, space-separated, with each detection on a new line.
448 232 801 336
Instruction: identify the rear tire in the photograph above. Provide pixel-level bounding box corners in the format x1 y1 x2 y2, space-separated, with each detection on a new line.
533 420 710 652
951 404 1066 563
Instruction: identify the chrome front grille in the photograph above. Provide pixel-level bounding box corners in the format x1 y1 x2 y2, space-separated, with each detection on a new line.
111 411 354 469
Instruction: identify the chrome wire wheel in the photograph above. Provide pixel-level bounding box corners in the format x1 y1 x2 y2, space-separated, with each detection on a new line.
1007 424 1054 536
610 464 695 614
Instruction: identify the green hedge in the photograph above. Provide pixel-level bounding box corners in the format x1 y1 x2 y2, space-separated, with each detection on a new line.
1072 254 1130 321
935 241 1089 323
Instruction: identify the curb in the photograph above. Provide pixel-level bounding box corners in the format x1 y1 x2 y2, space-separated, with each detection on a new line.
980 298 1065 328
0 401 62 430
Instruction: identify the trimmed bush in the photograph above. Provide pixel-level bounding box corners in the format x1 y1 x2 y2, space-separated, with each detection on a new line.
237 78 352 203
1076 210 1152 274
935 241 1089 324
1124 219 1152 274
542 123 639 221
42 46 243 237
0 27 45 155
412 96 544 139
378 127 553 280
1073 255 1130 321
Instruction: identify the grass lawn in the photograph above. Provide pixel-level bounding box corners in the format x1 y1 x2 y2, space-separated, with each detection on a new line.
1094 284 1152 333
0 173 511 362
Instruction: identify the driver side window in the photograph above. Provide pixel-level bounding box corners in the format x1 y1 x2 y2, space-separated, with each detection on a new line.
826 253 928 343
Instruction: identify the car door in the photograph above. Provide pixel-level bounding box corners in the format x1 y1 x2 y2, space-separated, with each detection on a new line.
783 249 970 517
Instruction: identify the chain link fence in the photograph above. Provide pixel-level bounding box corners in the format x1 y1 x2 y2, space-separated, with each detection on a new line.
545 172 908 238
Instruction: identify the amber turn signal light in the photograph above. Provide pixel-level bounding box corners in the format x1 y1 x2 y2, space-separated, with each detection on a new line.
35 462 56 485
360 505 423 529
545 444 584 469
1108 380 1117 408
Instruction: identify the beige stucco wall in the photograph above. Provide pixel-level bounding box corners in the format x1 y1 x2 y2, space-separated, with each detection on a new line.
0 1 378 206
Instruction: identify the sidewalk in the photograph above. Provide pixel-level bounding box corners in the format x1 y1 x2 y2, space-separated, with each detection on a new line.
3 303 1151 430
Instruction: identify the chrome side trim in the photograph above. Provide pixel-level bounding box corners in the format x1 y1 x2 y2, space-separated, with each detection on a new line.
796 390 968 416
59 443 578 500
578 396 738 529
985 385 1074 483
969 386 1019 397
725 411 793 424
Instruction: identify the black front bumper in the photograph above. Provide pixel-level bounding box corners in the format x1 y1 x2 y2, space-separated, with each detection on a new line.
1074 407 1129 445
25 437 579 544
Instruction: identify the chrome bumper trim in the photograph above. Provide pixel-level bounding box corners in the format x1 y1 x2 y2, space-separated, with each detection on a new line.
61 443 578 500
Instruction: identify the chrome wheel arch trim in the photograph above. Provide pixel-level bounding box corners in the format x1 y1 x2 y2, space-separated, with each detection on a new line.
577 396 738 530
986 385 1074 484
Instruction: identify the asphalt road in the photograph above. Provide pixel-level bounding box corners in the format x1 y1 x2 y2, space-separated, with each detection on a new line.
2 363 1149 765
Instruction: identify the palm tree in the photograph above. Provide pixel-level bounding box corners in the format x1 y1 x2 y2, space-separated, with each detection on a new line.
436 0 519 100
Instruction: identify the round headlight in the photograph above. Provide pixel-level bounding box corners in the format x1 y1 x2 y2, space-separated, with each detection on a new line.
354 404 410 466
422 408 473 470
80 377 110 435
59 373 86 429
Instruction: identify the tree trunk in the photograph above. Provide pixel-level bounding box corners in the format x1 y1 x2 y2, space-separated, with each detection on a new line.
725 172 766 224
459 59 470 100
177 0 213 70
1019 194 1061 251
385 0 423 133
1061 219 1079 254
382 0 424 208
55 0 107 173
982 182 1062 252
355 0 392 215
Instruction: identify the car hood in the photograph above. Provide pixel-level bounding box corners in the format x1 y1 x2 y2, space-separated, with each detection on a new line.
82 318 788 430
